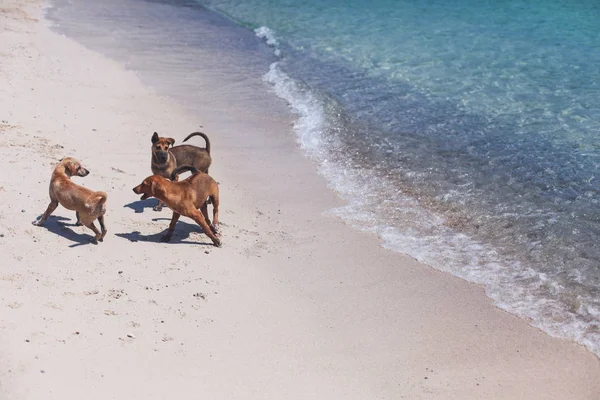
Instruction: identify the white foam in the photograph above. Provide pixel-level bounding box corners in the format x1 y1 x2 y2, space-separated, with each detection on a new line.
254 26 281 57
263 62 328 153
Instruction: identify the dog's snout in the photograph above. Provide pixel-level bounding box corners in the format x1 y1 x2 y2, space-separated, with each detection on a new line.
82 168 90 176
157 151 168 162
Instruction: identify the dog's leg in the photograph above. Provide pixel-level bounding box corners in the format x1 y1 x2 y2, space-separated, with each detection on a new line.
75 211 83 226
211 194 220 234
211 195 219 226
153 199 164 212
83 220 102 244
98 215 108 242
190 210 221 247
201 201 218 235
200 202 211 225
161 212 180 242
204 172 212 204
33 200 59 226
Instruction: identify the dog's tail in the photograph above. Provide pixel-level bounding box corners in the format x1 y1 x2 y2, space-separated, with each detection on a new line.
87 192 107 215
182 132 211 154
94 192 108 206
171 165 200 181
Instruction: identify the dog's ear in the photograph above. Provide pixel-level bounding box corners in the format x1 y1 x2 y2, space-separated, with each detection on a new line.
146 178 158 194
152 132 159 144
166 138 175 147
65 160 77 176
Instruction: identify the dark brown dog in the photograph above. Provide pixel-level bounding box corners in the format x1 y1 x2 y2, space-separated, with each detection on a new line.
33 157 108 243
151 131 212 211
132 166 221 247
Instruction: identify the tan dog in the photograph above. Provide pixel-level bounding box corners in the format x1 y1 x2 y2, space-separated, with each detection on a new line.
132 166 221 247
151 131 212 211
33 157 108 244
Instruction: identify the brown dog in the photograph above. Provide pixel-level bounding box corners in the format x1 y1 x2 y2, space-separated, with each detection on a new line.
33 157 108 243
151 131 212 211
132 166 220 247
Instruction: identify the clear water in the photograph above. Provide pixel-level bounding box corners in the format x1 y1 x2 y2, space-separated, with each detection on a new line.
48 0 600 355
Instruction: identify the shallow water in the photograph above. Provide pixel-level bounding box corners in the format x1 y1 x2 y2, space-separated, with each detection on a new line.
47 0 600 355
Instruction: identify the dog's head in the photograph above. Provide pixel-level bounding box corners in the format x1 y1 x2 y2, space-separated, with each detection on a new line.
58 157 90 177
151 132 175 164
133 176 158 201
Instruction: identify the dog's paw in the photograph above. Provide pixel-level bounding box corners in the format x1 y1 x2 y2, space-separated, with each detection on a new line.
89 237 99 245
213 239 222 248
32 220 42 226
153 206 163 212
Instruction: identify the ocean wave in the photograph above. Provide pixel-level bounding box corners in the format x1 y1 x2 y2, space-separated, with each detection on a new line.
254 26 280 57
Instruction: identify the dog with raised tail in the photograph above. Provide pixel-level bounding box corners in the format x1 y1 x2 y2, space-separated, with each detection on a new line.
133 165 221 247
33 157 108 244
150 131 212 211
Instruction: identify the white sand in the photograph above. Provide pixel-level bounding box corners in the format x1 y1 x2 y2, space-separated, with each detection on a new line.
0 1 599 399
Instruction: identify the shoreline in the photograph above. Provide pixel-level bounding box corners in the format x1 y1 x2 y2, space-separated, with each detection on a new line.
1 1 599 399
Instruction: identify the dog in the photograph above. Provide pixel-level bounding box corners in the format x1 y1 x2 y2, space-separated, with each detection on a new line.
151 131 212 211
33 157 108 243
133 165 221 247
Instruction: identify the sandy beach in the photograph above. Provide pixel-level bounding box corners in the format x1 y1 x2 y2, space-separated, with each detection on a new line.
0 1 599 399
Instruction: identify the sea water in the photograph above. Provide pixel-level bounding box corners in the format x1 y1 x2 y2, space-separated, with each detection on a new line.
47 0 600 355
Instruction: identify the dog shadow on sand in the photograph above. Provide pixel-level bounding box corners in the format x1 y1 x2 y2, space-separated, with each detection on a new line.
123 199 157 213
115 218 215 246
32 215 97 248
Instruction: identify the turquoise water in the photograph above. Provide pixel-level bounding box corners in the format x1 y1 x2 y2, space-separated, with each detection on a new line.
48 0 600 355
